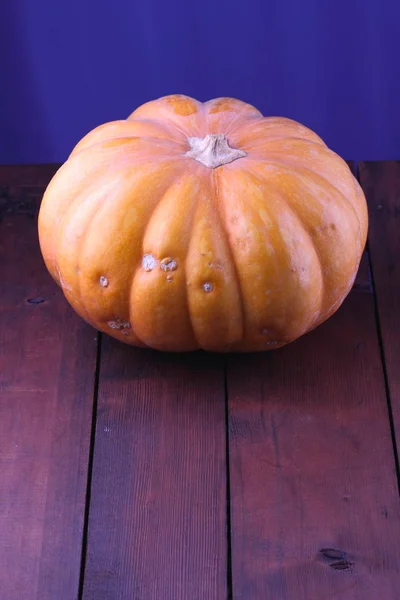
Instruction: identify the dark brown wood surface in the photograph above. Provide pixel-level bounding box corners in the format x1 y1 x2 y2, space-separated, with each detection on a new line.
81 341 227 600
226 281 400 599
226 165 400 599
0 166 97 600
359 161 400 464
1 163 400 600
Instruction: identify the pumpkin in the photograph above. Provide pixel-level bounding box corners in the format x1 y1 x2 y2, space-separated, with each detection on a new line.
38 94 368 352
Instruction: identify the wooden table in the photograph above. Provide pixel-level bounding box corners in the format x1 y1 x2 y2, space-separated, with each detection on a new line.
1 162 400 600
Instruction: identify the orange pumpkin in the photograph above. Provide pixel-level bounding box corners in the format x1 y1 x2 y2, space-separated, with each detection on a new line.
38 94 368 352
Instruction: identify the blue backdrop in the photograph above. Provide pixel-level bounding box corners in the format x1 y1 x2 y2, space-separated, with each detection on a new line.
1 0 399 164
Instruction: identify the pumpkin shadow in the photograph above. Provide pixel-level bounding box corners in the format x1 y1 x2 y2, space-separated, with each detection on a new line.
225 291 373 412
101 335 224 379
98 335 226 425
98 289 371 423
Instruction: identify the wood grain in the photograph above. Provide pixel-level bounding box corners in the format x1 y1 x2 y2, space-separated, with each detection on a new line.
82 341 227 600
0 166 97 600
359 161 400 463
226 175 400 597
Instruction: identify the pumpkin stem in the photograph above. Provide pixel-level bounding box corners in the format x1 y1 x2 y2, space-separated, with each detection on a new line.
185 134 246 168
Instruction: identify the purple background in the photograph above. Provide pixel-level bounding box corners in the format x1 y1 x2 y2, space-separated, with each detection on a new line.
1 0 399 164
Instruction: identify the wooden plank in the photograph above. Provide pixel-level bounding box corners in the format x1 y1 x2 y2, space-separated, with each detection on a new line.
226 209 400 594
359 161 400 460
0 166 97 600
82 342 227 600
0 163 60 186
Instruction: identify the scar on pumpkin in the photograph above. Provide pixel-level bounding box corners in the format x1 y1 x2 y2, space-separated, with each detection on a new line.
142 254 158 271
107 319 131 330
99 276 109 287
160 257 178 272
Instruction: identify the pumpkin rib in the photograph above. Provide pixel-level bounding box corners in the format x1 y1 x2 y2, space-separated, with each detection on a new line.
70 119 185 156
74 173 136 322
252 155 363 246
39 174 90 282
211 105 262 136
84 162 181 347
130 168 200 350
217 165 314 345
127 117 187 142
70 137 185 163
128 94 206 137
38 144 135 275
259 157 356 237
183 214 205 350
128 106 206 141
135 117 199 144
211 169 245 345
229 117 327 147
57 158 181 343
245 137 358 207
56 177 117 322
245 160 361 322
178 167 245 350
283 158 365 253
240 135 326 151
260 174 325 327
224 113 261 135
112 162 189 347
86 173 144 331
300 161 363 249
71 134 185 158
151 203 197 349
55 173 117 264
182 189 204 350
110 161 189 347
240 163 326 331
53 151 174 260
212 172 253 344
180 170 225 349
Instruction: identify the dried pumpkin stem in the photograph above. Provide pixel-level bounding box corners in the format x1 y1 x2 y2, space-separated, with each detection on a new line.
185 133 246 169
